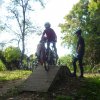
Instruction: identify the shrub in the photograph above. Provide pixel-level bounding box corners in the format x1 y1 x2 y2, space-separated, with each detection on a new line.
0 59 6 71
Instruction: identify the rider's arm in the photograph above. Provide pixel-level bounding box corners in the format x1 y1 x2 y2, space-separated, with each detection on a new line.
41 30 46 39
51 29 57 42
55 33 57 42
54 30 57 42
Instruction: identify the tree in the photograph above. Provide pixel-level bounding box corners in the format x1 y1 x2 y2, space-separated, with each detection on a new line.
0 42 6 50
4 46 21 70
0 60 6 71
0 20 5 31
4 0 46 67
59 0 100 68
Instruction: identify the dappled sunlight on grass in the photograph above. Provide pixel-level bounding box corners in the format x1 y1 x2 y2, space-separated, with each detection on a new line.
84 73 100 83
0 70 32 81
85 73 100 77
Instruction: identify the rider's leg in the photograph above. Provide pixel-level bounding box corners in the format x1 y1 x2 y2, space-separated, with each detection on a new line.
53 42 58 57
47 42 50 57
47 42 50 49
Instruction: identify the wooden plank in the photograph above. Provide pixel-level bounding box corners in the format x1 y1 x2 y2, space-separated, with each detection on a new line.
21 65 60 92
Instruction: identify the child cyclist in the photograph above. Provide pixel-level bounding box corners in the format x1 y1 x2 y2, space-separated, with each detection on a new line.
41 22 58 58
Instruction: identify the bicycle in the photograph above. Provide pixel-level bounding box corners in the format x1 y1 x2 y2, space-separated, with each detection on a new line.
44 42 58 71
33 39 58 71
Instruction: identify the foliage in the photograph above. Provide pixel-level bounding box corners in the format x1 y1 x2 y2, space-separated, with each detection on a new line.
0 60 6 71
59 55 73 70
29 54 36 67
21 54 36 70
84 0 100 67
2 0 46 67
3 46 21 69
22 54 28 68
4 46 21 63
0 50 6 63
0 46 36 70
59 0 100 68
0 20 5 31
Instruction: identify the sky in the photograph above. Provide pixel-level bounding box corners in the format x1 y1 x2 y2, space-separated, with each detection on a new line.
0 0 79 57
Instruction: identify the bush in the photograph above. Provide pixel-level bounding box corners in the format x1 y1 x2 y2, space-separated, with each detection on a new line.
0 59 6 71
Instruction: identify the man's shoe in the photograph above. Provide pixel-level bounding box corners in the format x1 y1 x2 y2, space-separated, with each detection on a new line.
71 73 77 77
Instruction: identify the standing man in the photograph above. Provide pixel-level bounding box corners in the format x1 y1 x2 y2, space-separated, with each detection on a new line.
72 29 85 78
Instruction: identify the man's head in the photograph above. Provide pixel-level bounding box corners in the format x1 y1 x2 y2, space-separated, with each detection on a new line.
75 29 82 37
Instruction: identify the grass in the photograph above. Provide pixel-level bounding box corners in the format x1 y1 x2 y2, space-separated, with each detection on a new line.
0 70 100 100
56 95 73 100
56 73 100 100
0 70 32 99
0 70 32 81
76 74 100 100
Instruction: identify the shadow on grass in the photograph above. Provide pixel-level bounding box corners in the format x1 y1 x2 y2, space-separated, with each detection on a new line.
75 76 100 100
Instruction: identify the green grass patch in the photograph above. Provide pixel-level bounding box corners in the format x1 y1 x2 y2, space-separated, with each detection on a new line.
55 74 100 100
0 70 32 81
56 95 72 100
76 74 100 100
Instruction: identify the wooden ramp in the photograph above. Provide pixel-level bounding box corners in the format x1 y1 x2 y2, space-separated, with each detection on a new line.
21 65 64 92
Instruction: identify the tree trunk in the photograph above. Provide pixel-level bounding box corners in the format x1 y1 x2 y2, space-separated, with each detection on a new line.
20 5 26 68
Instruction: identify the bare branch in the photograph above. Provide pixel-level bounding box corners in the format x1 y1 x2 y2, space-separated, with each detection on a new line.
11 9 23 34
38 0 45 8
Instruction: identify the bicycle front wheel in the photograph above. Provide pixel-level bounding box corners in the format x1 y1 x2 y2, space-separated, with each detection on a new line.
44 61 49 71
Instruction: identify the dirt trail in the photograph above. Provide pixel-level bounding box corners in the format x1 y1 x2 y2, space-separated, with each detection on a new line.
0 79 25 96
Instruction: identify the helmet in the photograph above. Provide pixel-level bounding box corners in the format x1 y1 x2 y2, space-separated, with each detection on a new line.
44 22 51 28
75 29 82 35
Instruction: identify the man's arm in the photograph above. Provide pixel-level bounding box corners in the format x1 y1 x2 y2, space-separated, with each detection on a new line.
77 44 81 53
77 37 83 53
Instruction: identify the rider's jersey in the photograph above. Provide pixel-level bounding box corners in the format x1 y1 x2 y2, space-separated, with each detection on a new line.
42 28 57 42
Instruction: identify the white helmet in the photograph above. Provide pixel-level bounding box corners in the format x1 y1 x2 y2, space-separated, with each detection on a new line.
44 22 51 28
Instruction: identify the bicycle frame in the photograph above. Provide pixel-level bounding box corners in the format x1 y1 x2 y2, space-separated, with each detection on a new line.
46 42 58 65
33 41 58 71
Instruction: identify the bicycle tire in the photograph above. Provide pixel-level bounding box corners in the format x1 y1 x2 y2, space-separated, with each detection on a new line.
44 49 51 71
44 61 49 71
